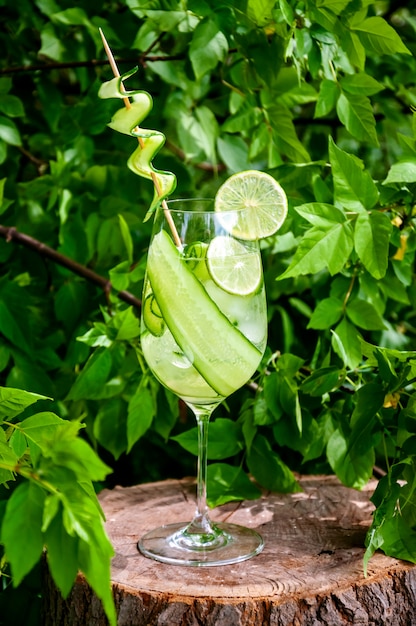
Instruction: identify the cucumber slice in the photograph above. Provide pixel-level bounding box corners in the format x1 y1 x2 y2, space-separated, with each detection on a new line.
184 241 210 281
146 231 262 397
143 292 165 336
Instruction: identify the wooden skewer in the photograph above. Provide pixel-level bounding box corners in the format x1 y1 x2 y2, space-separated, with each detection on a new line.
99 28 181 247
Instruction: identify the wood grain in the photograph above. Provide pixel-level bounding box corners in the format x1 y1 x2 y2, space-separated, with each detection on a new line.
43 475 416 625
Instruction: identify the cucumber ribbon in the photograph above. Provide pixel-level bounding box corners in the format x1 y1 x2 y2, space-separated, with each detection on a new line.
98 67 177 221
147 231 262 398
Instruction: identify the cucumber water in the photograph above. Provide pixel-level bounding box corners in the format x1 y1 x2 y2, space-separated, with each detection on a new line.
143 230 264 399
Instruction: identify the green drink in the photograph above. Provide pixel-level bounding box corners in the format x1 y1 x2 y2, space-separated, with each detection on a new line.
138 199 268 566
141 215 267 405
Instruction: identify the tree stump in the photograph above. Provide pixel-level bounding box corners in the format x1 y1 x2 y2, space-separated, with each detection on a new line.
43 475 416 625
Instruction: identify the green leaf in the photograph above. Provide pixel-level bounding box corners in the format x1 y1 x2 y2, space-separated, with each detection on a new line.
301 366 345 396
0 343 10 372
9 429 27 457
108 261 131 292
207 463 261 507
350 382 385 430
50 438 112 483
379 269 411 305
0 94 25 117
262 372 283 421
178 110 212 162
327 427 375 488
374 349 399 386
195 105 219 164
336 92 379 145
240 402 257 452
316 0 350 14
346 298 387 331
0 176 6 211
331 318 363 369
354 211 392 279
295 202 346 227
94 398 127 460
112 307 141 341
0 431 18 483
273 409 325 458
342 30 366 71
217 135 250 172
152 387 179 441
278 375 302 434
314 79 339 118
309 8 337 32
268 104 311 162
249 123 270 160
51 7 90 26
0 387 49 421
364 461 416 570
278 0 294 25
44 505 79 598
340 73 384 97
278 222 354 279
252 394 275 426
222 104 262 134
353 16 411 56
356 274 387 323
370 506 416 564
329 138 379 211
66 348 112 401
0 115 21 146
60 486 116 626
127 385 155 452
118 214 133 263
20 412 80 460
247 434 301 493
0 299 32 356
383 159 416 185
275 353 305 378
247 0 276 25
189 18 228 80
172 418 243 460
54 281 89 333
307 297 344 330
1 482 46 585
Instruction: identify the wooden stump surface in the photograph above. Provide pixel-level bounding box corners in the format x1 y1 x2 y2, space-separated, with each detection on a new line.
43 475 416 625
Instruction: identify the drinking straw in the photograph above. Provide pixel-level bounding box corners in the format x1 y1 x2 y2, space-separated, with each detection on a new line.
99 29 182 248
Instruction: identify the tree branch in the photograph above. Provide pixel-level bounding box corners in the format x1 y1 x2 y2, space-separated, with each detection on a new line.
0 54 184 76
0 224 141 310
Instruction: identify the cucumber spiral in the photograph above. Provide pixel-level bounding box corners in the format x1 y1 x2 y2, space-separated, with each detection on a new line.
99 67 177 220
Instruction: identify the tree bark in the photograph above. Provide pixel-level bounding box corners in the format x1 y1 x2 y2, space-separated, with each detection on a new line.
42 475 416 625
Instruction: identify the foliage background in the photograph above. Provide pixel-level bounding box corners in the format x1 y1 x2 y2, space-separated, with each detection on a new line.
1 0 416 624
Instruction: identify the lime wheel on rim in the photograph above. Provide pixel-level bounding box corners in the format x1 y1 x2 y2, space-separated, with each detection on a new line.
214 169 288 240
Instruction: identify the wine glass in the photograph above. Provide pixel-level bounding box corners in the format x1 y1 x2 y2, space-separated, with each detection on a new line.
138 198 267 566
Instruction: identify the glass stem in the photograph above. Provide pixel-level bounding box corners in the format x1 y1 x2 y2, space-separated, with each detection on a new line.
188 406 214 535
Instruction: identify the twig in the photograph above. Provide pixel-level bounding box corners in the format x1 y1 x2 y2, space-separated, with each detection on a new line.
99 29 181 247
0 225 142 310
0 54 184 76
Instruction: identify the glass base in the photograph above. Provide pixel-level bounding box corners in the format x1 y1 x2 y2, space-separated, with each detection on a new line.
138 521 264 567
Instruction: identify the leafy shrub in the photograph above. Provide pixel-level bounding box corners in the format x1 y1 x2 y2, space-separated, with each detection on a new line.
1 1 416 623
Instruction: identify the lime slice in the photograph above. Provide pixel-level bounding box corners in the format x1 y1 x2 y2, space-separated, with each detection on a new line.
214 170 288 240
206 236 262 296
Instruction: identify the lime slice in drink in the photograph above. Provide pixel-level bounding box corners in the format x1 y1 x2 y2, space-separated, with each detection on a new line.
206 236 262 296
214 170 288 240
